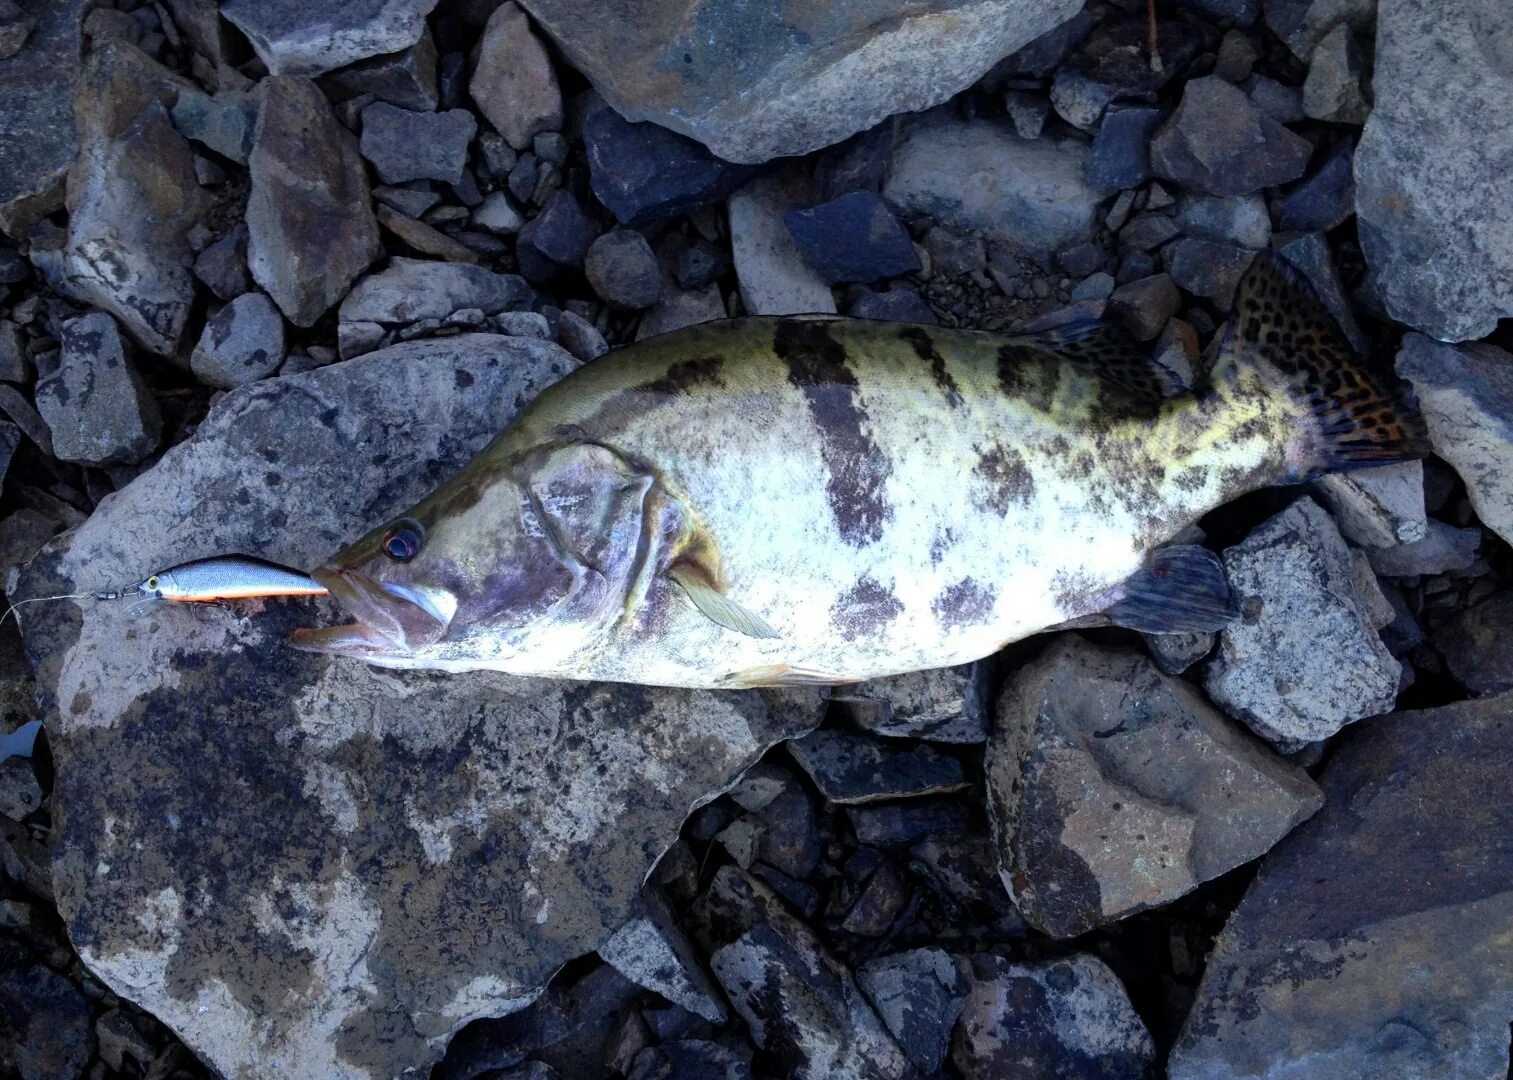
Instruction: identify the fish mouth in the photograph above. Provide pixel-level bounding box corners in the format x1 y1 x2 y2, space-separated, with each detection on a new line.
290 566 452 658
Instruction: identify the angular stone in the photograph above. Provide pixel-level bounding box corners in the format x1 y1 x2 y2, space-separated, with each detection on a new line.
1151 76 1312 197
637 284 726 341
191 293 287 389
988 637 1322 938
848 799 969 847
600 891 726 1024
0 320 27 383
1396 334 1513 547
1264 0 1376 61
886 115 1099 256
830 663 988 743
1147 630 1214 675
1312 461 1426 549
848 285 937 325
1086 105 1165 195
555 309 608 364
788 728 966 804
472 191 526 236
323 29 438 111
1206 498 1401 746
954 954 1155 1079
519 0 1084 164
784 191 919 285
16 334 823 1079
1278 136 1355 233
1276 231 1368 354
35 312 161 466
1166 238 1255 307
1170 694 1513 1080
627 1042 746 1080
193 225 252 300
1175 193 1270 249
340 258 530 325
248 76 382 326
221 0 440 76
0 0 88 236
729 172 836 317
0 964 92 1080
1109 273 1181 342
1356 0 1513 340
1302 23 1368 124
1368 519 1481 578
470 2 561 150
170 86 256 163
585 230 661 310
856 949 969 1075
359 102 476 185
375 204 481 264
516 190 599 286
1433 591 1513 696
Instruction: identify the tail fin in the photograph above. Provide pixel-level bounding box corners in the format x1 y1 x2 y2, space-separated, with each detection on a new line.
1212 252 1429 483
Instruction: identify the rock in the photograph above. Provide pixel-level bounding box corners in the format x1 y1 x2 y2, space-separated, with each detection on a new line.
728 173 836 317
1166 238 1256 307
885 115 1099 256
191 293 287 389
1175 193 1270 249
170 86 257 163
637 284 727 340
94 1010 155 1073
848 799 969 847
0 1 35 59
585 230 661 309
673 239 727 292
16 334 825 1079
856 949 969 1075
1247 73 1305 124
376 204 481 264
783 191 920 285
220 0 439 76
988 637 1322 938
248 76 382 326
340 257 531 325
1214 28 1261 81
193 225 252 300
1275 231 1368 354
492 311 552 340
0 0 87 236
35 312 160 466
1086 105 1165 194
1118 211 1181 252
0 385 52 457
600 891 727 1024
831 664 988 743
953 954 1155 1080
1396 334 1513 547
691 867 912 1079
1206 498 1401 746
996 7 1100 79
788 729 966 804
1264 0 1376 61
472 190 526 235
1433 592 1513 695
1302 23 1368 124
516 190 598 286
1356 0 1513 340
0 964 93 1080
520 0 1083 164
1278 136 1354 233
470 3 560 150
0 320 26 382
324 29 438 111
1109 273 1181 342
1151 76 1312 197
1312 462 1427 549
847 285 937 324
1049 69 1117 132
1170 694 1513 1080
1147 630 1215 675
374 184 440 219
359 102 476 184
1368 519 1481 578
555 309 608 364
1003 90 1049 139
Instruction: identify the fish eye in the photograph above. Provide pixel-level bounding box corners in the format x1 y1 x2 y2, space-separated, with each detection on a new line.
381 519 425 562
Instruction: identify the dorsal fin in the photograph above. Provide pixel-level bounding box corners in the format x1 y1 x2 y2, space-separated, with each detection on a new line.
1018 320 1175 404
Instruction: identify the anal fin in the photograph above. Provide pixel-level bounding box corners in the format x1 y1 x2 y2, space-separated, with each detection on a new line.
723 663 854 688
1104 545 1239 633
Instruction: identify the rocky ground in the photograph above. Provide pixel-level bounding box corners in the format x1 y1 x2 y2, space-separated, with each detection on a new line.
1 0 1511 1078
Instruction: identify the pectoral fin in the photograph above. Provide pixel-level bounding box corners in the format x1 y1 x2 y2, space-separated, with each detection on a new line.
668 563 779 639
1104 545 1239 633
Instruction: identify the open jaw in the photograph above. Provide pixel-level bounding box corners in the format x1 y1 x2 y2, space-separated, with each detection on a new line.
289 566 453 658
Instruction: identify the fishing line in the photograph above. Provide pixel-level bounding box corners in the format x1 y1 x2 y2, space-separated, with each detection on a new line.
0 591 112 633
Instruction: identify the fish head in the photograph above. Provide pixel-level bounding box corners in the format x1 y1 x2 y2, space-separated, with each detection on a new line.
292 441 660 669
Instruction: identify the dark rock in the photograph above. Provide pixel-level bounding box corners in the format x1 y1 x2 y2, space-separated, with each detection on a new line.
856 949 969 1074
0 1 36 59
1434 591 1513 695
989 637 1322 938
94 1010 155 1074
1302 24 1368 124
1170 694 1513 1080
954 954 1155 1079
359 101 476 184
0 0 88 235
750 770 822 879
340 257 531 324
517 190 599 285
1264 0 1374 61
374 185 441 219
728 170 836 316
789 728 966 804
376 203 483 263
628 1041 750 1080
1118 211 1181 252
1368 520 1481 578
1151 75 1312 196
831 663 987 742
35 312 160 465
841 860 910 936
1213 28 1260 81
0 245 25 283
0 964 92 1080
470 2 561 150
814 123 895 202
1004 90 1050 139
1278 136 1355 233
585 230 662 309
636 284 727 340
324 29 438 111
1175 193 1270 249
0 385 52 456
248 76 381 326
435 991 572 1079
220 0 438 76
1147 631 1215 674
673 238 727 292
1276 231 1368 353
1086 106 1166 195
1247 73 1305 123
555 309 608 363
995 7 1100 80
847 285 937 324
193 225 252 300
600 890 727 1023
1166 237 1256 307
924 226 987 279
583 99 756 225
191 293 287 389
1056 241 1106 279
847 799 969 847
169 86 256 163
1109 272 1181 341
784 191 920 285
0 320 27 382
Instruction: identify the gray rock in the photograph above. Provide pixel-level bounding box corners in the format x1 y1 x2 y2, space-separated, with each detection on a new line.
0 1 35 59
1356 0 1512 340
785 191 920 285
1214 28 1261 81
0 385 53 457
1151 76 1312 197
170 86 257 163
323 29 438 111
585 230 662 310
1085 105 1165 195
519 0 1083 164
1264 0 1376 61
375 203 481 264
833 663 988 743
1396 334 1513 547
953 954 1155 1080
1367 519 1481 578
1175 193 1271 249
1302 23 1368 123
637 284 727 340
0 320 26 383
1109 273 1181 341
847 285 937 325
1117 211 1180 252
193 225 252 300
1276 231 1368 354
788 728 967 804
359 102 476 185
221 0 439 76
35 312 160 466
885 115 1099 256
555 309 608 364
515 190 598 287
856 949 968 1074
692 867 912 1079
1247 73 1305 124
1049 69 1116 132
1147 631 1215 674
374 184 441 219
1206 498 1401 746
1278 136 1355 233
341 258 530 326
94 1010 155 1074
0 0 88 236
600 891 727 1023
1003 90 1049 140
1433 591 1513 695
16 333 823 1079
1312 462 1426 549
191 293 287 389
472 190 526 235
1170 693 1513 1080
989 637 1323 938
1166 238 1256 307
471 2 561 150
248 76 382 326
729 172 836 316
492 311 552 340
0 964 93 1080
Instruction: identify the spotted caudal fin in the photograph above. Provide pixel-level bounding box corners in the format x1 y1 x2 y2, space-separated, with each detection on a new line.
1213 252 1429 482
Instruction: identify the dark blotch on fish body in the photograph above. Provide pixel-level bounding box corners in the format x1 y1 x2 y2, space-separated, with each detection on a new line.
974 443 1035 514
996 343 1057 412
832 575 904 641
931 578 995 629
636 355 727 397
775 320 893 548
897 326 963 408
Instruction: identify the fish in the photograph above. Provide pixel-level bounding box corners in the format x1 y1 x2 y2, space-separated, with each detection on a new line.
291 254 1427 688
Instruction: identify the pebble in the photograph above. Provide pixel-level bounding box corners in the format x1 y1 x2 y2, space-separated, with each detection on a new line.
1248 73 1305 123
341 259 531 329
600 891 727 1024
788 728 967 805
1088 105 1169 194
1434 591 1513 695
847 285 937 324
856 949 969 1074
1301 24 1368 124
1278 136 1355 233
0 320 27 382
556 309 609 364
1313 461 1427 550
220 0 435 76
323 29 439 111
1118 211 1181 252
1003 90 1049 139
492 311 552 340
1214 29 1260 82
471 190 526 235
637 284 727 340
728 173 836 316
784 191 920 285
1151 76 1312 197
190 293 287 389
1368 520 1481 578
1049 68 1116 132
516 190 599 286
585 230 662 309
469 1 561 149
192 225 252 300
1109 273 1181 341
1166 238 1256 307
673 238 726 291
1276 231 1369 353
170 86 257 163
373 183 441 219
847 799 968 847
376 203 482 263
0 964 94 1080
359 101 476 184
35 312 160 466
1175 193 1271 249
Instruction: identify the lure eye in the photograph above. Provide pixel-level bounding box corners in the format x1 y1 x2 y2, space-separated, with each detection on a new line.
381 519 425 562
145 576 159 591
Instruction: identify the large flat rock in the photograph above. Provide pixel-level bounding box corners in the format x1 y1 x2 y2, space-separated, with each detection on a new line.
0 0 88 236
15 334 823 1079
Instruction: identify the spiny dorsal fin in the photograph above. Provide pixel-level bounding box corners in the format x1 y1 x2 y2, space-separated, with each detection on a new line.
668 564 779 639
1020 320 1173 402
